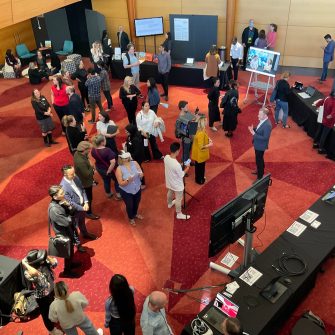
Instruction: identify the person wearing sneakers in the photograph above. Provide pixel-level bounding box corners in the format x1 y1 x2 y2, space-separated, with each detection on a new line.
164 142 190 220
274 72 291 128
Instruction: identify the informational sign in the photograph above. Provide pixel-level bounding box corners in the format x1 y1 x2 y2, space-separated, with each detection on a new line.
174 18 189 41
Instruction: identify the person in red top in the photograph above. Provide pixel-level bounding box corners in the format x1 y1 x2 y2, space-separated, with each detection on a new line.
266 23 277 50
313 90 335 154
51 76 70 135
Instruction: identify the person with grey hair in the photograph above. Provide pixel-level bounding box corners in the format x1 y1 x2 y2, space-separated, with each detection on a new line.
140 291 173 335
241 19 258 70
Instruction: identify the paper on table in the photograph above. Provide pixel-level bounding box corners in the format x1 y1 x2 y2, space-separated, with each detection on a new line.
239 267 263 286
300 209 319 223
298 92 310 99
221 252 239 268
287 221 307 237
226 281 240 294
311 220 321 229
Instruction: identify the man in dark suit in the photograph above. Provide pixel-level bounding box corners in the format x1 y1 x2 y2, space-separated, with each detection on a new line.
66 86 85 125
117 25 130 52
60 165 97 242
320 34 335 82
241 19 258 70
248 108 272 180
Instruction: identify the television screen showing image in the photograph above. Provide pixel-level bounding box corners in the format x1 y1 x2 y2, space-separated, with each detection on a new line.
246 47 280 77
134 17 164 37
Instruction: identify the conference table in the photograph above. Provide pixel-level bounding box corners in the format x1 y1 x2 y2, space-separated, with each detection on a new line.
288 88 335 160
181 186 335 335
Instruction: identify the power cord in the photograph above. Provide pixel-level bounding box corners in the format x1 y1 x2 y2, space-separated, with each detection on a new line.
272 252 308 277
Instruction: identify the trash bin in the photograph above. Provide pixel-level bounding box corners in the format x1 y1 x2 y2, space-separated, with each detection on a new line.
218 46 226 62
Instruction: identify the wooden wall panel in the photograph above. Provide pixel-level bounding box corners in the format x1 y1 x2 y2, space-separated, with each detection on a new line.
283 56 335 69
288 0 335 27
181 0 226 22
136 0 181 19
0 0 13 29
93 0 128 18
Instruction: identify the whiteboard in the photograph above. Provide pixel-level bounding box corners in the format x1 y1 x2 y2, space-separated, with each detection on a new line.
134 17 164 37
174 18 189 41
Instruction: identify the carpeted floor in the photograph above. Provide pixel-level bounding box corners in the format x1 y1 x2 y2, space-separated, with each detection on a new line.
0 67 335 335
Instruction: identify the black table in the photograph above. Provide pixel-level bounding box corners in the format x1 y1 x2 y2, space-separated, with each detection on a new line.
182 187 335 335
288 89 335 159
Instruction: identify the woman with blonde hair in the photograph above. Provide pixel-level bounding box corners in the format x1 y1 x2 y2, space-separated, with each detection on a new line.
191 116 213 185
49 281 103 335
119 76 141 124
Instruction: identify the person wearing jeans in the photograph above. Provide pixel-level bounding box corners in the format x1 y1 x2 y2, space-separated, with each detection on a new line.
154 45 171 101
115 151 143 226
274 72 291 128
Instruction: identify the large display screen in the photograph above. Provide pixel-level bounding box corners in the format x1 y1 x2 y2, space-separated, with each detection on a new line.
134 17 164 37
246 47 280 77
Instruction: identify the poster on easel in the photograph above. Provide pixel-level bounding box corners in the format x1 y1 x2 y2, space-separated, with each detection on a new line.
246 47 280 77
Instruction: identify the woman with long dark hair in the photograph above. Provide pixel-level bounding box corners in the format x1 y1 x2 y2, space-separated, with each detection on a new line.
207 77 221 131
221 80 239 137
5 49 21 77
72 60 89 111
96 110 119 154
162 32 172 54
146 77 160 114
104 274 136 335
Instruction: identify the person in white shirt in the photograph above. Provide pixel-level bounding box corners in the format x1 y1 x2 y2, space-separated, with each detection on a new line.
140 291 173 335
49 281 103 335
136 101 164 161
230 37 243 80
164 142 191 220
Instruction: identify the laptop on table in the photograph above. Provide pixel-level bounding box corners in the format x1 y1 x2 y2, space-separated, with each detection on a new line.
184 58 195 66
201 293 239 333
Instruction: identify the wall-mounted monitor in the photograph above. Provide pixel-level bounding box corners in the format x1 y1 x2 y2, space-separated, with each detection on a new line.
246 47 280 77
134 17 164 37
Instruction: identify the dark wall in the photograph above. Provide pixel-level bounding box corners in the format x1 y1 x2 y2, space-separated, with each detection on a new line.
169 14 218 61
85 9 106 48
31 17 49 48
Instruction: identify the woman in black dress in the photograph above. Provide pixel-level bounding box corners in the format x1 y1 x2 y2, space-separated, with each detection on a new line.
62 115 87 154
72 60 89 111
162 32 172 54
207 77 221 131
221 80 239 137
119 76 141 124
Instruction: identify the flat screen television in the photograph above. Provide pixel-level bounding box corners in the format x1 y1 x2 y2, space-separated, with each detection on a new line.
246 47 280 77
208 174 271 257
134 17 164 37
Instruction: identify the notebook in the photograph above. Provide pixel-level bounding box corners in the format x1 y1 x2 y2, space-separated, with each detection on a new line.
201 293 239 332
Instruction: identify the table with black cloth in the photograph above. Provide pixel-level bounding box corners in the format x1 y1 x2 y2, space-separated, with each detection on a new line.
288 88 335 159
181 186 335 335
0 255 28 325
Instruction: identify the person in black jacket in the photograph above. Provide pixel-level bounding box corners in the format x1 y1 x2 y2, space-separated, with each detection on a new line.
28 62 49 85
71 60 89 111
117 25 130 52
119 76 141 124
49 51 61 75
66 86 85 125
36 50 50 74
31 89 57 146
125 123 146 187
221 80 239 137
62 115 87 154
207 77 221 131
162 32 172 54
241 19 258 70
274 72 291 128
5 49 21 77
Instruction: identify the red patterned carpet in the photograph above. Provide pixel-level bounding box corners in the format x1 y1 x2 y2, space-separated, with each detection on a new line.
1 69 335 335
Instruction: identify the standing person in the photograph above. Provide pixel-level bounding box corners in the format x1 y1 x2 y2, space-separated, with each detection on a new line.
21 249 63 335
320 34 335 83
49 281 103 335
101 29 113 68
248 107 272 180
221 80 239 137
48 185 83 276
204 45 221 88
140 291 173 335
124 123 146 187
191 116 213 185
115 151 144 226
230 37 243 81
207 77 221 131
119 76 141 124
97 60 113 111
136 101 164 161
96 110 119 154
72 60 90 111
266 23 277 50
274 72 291 128
62 115 87 155
91 134 121 200
254 29 267 49
85 68 104 124
313 90 335 154
67 86 85 126
51 76 69 135
123 44 140 87
104 274 136 335
31 89 57 147
147 77 160 113
164 142 190 220
221 317 243 335
50 51 61 75
162 32 172 54
5 49 21 77
117 26 130 53
60 165 98 239
74 141 100 220
242 19 258 70
153 45 171 101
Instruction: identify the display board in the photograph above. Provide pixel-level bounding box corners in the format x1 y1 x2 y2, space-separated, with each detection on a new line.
169 14 218 61
246 47 280 77
134 17 164 37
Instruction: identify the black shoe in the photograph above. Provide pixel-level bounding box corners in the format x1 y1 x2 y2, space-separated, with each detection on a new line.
59 270 80 278
190 161 195 167
160 93 165 97
85 213 100 220
83 232 97 240
93 180 99 186
77 245 86 253
71 261 82 268
318 149 327 154
251 171 257 175
50 141 59 144
312 143 319 149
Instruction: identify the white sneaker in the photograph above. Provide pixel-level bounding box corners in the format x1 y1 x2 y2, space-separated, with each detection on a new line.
176 213 190 220
211 126 218 131
168 199 176 209
97 328 103 335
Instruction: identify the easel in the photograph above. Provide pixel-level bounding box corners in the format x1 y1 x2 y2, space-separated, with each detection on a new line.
244 71 275 107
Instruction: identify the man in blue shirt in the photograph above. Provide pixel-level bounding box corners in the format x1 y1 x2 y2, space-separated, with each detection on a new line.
320 34 335 82
123 43 140 87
